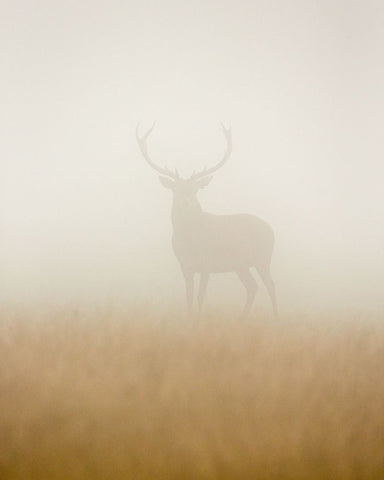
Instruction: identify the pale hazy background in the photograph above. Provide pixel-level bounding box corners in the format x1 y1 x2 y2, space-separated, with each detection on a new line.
1 0 383 314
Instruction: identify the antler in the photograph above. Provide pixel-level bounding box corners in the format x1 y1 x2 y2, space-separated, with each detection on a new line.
191 124 232 180
136 123 179 179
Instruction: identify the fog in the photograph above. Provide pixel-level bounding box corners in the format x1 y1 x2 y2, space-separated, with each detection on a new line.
1 0 383 313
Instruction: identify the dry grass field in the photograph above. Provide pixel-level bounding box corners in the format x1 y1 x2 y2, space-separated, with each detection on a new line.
0 308 383 480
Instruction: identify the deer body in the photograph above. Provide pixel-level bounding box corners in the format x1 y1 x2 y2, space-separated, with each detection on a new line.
172 210 274 274
136 124 277 318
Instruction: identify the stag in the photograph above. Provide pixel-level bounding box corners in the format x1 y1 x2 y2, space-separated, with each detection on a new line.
136 123 277 319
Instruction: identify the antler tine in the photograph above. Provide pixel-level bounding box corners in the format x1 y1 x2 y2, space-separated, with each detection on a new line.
221 122 232 138
192 124 232 180
136 122 178 179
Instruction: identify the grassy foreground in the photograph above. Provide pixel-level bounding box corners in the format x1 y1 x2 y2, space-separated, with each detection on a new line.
0 309 383 479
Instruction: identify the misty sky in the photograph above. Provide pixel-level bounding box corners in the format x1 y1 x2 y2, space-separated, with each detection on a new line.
1 0 383 313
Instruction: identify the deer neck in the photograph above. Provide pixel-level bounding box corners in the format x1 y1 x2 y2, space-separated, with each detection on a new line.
171 199 203 235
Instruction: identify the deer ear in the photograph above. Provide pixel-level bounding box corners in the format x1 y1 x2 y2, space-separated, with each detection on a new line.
196 176 213 189
159 176 174 189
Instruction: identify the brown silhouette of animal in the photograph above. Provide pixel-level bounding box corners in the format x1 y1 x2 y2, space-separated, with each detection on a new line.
136 123 277 319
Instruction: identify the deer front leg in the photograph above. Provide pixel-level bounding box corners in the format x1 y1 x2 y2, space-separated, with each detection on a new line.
182 269 194 319
197 272 209 318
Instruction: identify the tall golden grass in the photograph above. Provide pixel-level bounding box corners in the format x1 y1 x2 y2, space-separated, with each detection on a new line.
0 308 383 479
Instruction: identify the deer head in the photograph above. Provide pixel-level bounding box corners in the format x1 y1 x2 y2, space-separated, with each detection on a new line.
136 123 232 213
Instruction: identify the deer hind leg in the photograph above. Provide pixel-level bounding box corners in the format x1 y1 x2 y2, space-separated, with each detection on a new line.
256 266 278 319
237 268 258 319
197 273 209 317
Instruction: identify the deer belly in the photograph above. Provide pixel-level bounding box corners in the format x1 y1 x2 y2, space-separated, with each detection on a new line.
172 231 262 273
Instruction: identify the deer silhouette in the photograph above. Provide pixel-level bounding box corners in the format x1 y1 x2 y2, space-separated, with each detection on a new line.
136 123 277 319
